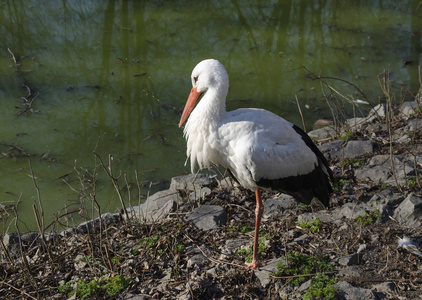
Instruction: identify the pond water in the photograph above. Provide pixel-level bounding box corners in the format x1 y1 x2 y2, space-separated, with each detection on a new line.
0 0 421 232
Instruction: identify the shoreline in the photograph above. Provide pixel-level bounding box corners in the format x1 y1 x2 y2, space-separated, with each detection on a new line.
1 99 422 299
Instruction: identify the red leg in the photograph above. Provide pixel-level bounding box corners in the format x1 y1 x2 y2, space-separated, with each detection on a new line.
245 188 265 269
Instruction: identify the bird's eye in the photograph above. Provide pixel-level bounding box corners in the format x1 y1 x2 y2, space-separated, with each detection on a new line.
193 76 198 83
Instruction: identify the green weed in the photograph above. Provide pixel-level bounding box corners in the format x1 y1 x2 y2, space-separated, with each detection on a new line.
236 238 266 263
240 226 250 234
275 252 336 292
341 157 364 167
140 235 159 248
355 210 381 226
296 217 322 233
303 273 337 300
339 131 353 141
59 275 132 299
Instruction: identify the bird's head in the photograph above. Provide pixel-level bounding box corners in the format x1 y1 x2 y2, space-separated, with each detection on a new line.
179 59 229 127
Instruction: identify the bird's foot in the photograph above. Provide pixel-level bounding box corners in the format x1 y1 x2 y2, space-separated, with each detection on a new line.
245 259 265 270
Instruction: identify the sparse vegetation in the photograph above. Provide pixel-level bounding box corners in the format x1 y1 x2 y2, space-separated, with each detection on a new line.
59 275 132 299
355 210 382 226
236 237 266 263
275 251 337 299
339 131 353 141
297 217 323 233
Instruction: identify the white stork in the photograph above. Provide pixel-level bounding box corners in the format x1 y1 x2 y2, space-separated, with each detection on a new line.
179 59 333 269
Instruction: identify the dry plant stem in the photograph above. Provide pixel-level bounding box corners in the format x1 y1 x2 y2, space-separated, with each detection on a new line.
379 70 402 192
295 94 306 132
7 48 17 65
13 208 36 289
29 160 54 262
32 205 54 262
93 152 129 219
0 281 37 300
0 235 13 265
135 170 142 207
319 79 341 134
29 160 44 229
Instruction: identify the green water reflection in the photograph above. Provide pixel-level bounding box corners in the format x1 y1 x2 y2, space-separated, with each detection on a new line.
0 0 421 232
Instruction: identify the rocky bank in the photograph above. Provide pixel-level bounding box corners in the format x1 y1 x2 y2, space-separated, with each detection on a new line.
1 99 422 299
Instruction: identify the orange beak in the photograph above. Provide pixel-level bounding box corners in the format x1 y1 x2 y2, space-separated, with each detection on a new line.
178 87 202 127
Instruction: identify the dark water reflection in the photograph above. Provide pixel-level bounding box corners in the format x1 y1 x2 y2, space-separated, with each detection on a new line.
0 0 420 231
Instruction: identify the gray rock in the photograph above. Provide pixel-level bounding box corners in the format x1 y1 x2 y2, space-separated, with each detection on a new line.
294 234 311 244
263 195 298 216
256 257 284 288
186 205 227 231
393 193 422 228
400 101 421 116
275 283 296 300
371 281 396 294
297 279 312 293
188 187 211 202
126 189 179 222
332 202 373 220
76 212 121 234
170 174 211 191
338 266 363 279
345 140 373 158
355 154 418 185
344 117 367 130
366 123 387 134
206 264 230 278
318 140 345 160
2 232 39 258
307 126 337 140
333 281 377 300
406 118 422 131
338 253 364 266
219 238 250 259
297 212 333 223
368 189 404 208
354 164 390 183
186 245 212 269
368 103 386 119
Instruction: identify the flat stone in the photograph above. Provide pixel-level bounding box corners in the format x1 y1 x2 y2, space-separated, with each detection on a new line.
333 281 377 300
307 126 336 140
368 189 404 208
256 257 284 288
331 202 374 220
393 193 422 228
297 212 333 223
2 233 39 257
126 189 179 221
344 117 367 130
368 103 386 119
355 155 417 185
338 266 363 279
219 238 250 259
371 281 396 294
186 205 227 231
344 140 373 158
186 245 212 269
338 253 364 266
354 164 390 183
318 140 345 160
76 212 121 234
400 101 421 116
188 187 212 202
170 174 211 191
263 195 298 216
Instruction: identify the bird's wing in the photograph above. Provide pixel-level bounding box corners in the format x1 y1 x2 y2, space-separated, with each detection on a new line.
220 109 318 183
